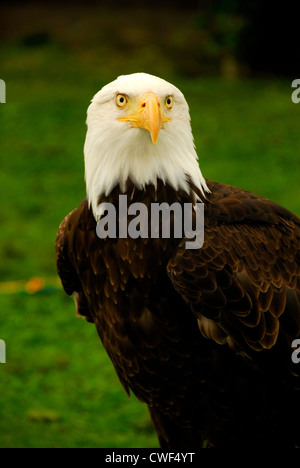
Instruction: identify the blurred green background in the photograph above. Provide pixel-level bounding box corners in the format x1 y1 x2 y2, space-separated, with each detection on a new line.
0 0 299 448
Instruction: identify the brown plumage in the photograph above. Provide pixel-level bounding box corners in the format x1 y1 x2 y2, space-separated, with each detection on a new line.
56 73 300 447
56 179 300 447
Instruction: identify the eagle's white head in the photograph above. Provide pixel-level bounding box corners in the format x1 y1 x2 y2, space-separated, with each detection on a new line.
84 72 209 219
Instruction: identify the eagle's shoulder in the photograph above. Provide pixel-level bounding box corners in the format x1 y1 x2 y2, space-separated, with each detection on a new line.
204 179 300 227
168 180 300 356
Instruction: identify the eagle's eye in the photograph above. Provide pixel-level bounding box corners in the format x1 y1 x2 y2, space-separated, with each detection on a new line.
165 95 173 110
116 93 128 108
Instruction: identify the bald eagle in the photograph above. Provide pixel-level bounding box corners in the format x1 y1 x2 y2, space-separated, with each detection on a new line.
56 73 300 448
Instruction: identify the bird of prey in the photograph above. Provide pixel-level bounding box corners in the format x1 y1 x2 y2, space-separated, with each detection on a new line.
56 73 300 447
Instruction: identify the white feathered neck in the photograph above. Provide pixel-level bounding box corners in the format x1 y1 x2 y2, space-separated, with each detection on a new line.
84 73 209 219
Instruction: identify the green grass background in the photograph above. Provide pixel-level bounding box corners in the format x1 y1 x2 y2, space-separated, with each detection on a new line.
0 13 300 448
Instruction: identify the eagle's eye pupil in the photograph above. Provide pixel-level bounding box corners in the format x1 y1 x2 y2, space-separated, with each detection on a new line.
165 96 173 109
116 94 128 108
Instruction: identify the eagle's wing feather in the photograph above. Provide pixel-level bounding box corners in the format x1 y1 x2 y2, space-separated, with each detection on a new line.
167 182 300 355
56 201 94 323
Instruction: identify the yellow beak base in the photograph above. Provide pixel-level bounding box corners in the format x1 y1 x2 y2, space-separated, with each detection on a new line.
118 92 170 145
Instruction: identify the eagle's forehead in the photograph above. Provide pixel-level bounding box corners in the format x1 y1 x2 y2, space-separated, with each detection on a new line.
116 72 176 93
96 72 182 103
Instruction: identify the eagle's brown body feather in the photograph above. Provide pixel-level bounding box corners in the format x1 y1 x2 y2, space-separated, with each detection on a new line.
56 179 300 447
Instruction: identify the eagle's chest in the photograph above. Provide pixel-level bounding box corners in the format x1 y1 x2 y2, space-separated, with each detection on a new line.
77 183 207 399
91 183 181 339
87 236 203 398
93 236 170 344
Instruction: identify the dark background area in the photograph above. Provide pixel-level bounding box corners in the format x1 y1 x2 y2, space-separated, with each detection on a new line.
1 0 299 78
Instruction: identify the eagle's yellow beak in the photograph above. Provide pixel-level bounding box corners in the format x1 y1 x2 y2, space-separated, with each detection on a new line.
118 92 170 145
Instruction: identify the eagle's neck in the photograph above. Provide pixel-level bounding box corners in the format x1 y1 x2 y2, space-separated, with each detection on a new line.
97 177 201 207
84 126 209 220
95 178 202 250
95 177 206 223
